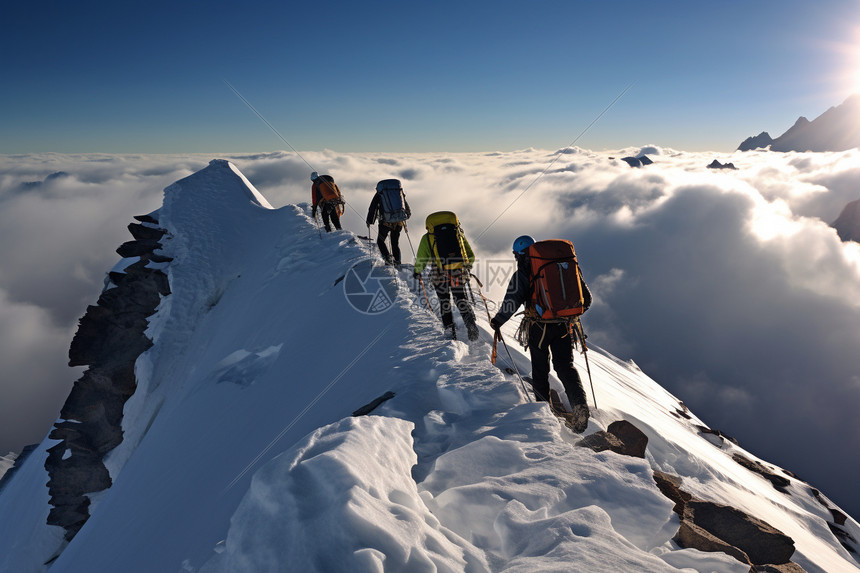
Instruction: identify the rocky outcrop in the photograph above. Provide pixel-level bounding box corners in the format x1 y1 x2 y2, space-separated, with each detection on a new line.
695 424 739 446
738 132 774 152
577 420 648 458
707 159 738 170
620 155 653 168
653 471 802 570
733 453 790 493
683 501 796 565
44 214 171 541
810 488 858 555
832 198 860 242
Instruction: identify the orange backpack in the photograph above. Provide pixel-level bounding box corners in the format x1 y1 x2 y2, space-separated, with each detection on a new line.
528 239 585 319
316 175 344 214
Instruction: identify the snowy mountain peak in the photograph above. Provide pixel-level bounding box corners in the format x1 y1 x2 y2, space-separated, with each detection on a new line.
1 161 859 573
738 95 860 152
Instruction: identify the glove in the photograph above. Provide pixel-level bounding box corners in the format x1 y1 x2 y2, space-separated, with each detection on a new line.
311 206 317 218
413 271 421 281
490 318 502 333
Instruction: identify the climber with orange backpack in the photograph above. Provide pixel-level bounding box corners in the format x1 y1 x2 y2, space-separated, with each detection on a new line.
310 172 345 232
413 211 479 341
490 235 593 432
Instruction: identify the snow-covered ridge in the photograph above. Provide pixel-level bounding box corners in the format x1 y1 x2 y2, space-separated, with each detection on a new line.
0 160 858 573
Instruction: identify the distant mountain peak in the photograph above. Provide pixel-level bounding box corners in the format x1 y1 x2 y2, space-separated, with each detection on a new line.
738 95 860 152
832 198 860 242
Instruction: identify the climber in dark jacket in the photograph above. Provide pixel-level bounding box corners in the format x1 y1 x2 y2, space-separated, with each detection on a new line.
490 235 593 431
366 192 411 266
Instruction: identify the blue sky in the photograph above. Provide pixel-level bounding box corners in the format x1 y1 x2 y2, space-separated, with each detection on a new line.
3 0 860 153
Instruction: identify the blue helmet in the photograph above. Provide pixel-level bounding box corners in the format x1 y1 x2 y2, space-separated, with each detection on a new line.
512 235 535 255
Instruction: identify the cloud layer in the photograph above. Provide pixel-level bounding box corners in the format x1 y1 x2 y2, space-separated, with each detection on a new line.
2 148 859 517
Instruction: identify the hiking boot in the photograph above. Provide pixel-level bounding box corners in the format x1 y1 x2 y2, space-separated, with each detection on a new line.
548 389 565 413
571 404 590 433
465 319 479 341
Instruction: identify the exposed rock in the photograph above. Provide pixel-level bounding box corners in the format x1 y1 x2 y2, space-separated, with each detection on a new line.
620 155 652 168
827 522 857 551
352 391 396 416
576 419 648 458
809 487 858 554
832 198 860 242
45 214 171 541
830 508 848 526
653 471 691 515
738 131 774 152
653 471 798 568
733 453 790 492
577 431 625 453
133 213 159 225
677 519 752 565
695 425 739 445
682 501 795 565
707 159 738 170
751 563 808 572
606 420 648 458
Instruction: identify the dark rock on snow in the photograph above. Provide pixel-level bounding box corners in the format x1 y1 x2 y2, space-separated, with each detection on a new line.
683 501 796 565
733 453 791 492
45 216 171 541
652 471 800 568
577 419 648 458
695 425 739 445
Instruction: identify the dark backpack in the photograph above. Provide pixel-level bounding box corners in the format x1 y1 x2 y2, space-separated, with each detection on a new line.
425 211 469 271
376 179 408 224
527 240 585 319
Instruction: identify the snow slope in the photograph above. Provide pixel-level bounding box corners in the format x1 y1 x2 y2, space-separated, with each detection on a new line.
0 160 858 573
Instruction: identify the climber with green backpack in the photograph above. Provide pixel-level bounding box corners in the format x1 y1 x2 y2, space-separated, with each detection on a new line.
490 235 593 432
413 211 479 341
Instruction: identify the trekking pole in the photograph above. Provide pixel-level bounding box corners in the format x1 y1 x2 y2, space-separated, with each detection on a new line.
471 276 533 402
404 225 417 258
497 329 533 402
574 317 597 410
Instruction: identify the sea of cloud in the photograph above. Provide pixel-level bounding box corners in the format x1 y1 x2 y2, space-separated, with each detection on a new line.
1 147 859 516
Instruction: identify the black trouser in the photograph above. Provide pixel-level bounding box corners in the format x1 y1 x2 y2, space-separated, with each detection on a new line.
433 272 476 329
321 203 342 232
377 223 402 264
528 321 586 408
